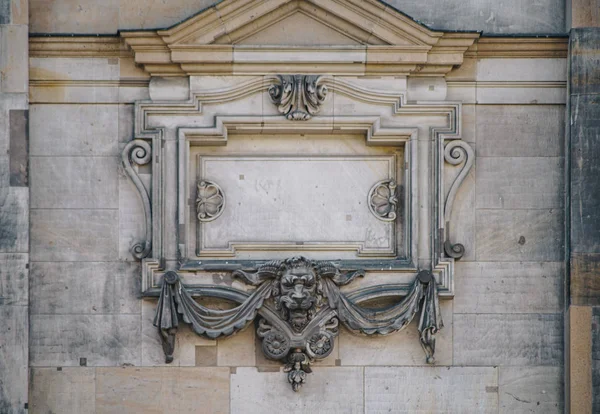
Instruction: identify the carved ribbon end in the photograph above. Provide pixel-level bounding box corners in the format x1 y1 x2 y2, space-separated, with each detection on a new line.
154 271 180 364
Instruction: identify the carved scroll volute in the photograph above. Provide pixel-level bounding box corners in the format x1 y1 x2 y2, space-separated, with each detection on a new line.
443 140 474 259
268 75 328 120
122 139 152 259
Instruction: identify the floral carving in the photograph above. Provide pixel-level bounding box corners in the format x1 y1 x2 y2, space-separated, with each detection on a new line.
269 75 328 120
196 180 225 222
368 180 398 221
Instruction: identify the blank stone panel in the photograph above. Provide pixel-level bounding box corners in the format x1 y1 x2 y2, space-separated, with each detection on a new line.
454 314 563 366
454 262 563 314
30 314 141 367
29 368 96 414
476 105 565 157
231 367 364 414
29 0 119 33
30 262 140 315
475 157 564 210
30 104 119 156
499 366 563 413
0 305 28 413
365 366 498 413
96 367 229 414
95 367 230 414
0 187 29 253
31 209 118 262
476 209 564 262
30 157 119 209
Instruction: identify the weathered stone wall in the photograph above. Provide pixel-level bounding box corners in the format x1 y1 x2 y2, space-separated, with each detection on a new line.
28 0 566 34
10 0 579 413
0 1 29 413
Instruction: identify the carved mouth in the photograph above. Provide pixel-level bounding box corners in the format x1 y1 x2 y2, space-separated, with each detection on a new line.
280 295 315 310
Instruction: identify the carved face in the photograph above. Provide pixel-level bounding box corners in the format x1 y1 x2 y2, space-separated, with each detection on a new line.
276 265 318 331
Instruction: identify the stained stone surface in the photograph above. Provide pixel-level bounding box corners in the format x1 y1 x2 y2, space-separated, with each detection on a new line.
498 366 563 413
365 367 498 413
454 314 563 366
29 368 96 414
231 367 364 414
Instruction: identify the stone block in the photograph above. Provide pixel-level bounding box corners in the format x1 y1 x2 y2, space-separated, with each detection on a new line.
118 0 214 30
9 109 28 187
0 187 29 253
95 367 230 414
141 300 216 367
570 29 600 95
476 157 563 209
567 305 593 414
0 305 27 414
455 262 563 314
10 0 27 25
29 0 119 34
31 156 119 209
231 367 364 414
568 1 600 29
29 368 96 414
0 25 28 93
30 262 140 315
30 104 119 156
476 105 564 157
475 209 563 262
592 307 600 413
475 85 566 105
30 314 141 366
571 253 600 305
454 314 562 366
119 104 134 143
30 57 120 81
0 253 28 306
0 1 9 24
476 58 566 82
338 300 452 366
31 209 118 262
0 93 28 155
499 366 563 413
570 94 600 253
29 84 121 104
217 325 256 367
365 366 498 413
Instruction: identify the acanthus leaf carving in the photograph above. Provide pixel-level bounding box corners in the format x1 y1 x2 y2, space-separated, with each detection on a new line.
269 75 328 120
154 256 442 391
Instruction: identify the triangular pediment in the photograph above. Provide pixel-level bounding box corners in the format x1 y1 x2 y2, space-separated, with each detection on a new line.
121 0 479 76
219 11 365 46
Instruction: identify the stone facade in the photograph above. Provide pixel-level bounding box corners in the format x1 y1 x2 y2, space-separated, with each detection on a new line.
0 0 598 413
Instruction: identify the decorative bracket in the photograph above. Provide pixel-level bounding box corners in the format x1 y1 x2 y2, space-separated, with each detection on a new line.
121 140 152 259
154 256 442 391
442 140 475 260
268 75 328 120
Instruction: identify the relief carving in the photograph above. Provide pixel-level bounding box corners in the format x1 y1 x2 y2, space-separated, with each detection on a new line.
269 75 328 120
196 180 225 222
368 180 399 221
154 257 442 391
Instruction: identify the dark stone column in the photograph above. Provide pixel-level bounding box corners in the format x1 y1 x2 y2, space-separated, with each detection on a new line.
567 27 600 414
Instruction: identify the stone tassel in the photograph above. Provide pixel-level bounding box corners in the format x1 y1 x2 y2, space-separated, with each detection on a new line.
153 271 180 363
418 272 443 364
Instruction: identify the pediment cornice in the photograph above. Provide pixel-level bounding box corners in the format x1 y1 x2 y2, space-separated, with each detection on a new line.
120 0 480 77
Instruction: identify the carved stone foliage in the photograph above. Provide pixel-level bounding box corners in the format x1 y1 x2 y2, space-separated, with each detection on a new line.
154 256 442 391
269 75 328 120
196 180 225 222
368 180 399 222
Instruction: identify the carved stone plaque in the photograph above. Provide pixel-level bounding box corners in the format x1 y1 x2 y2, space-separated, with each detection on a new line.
195 154 400 258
